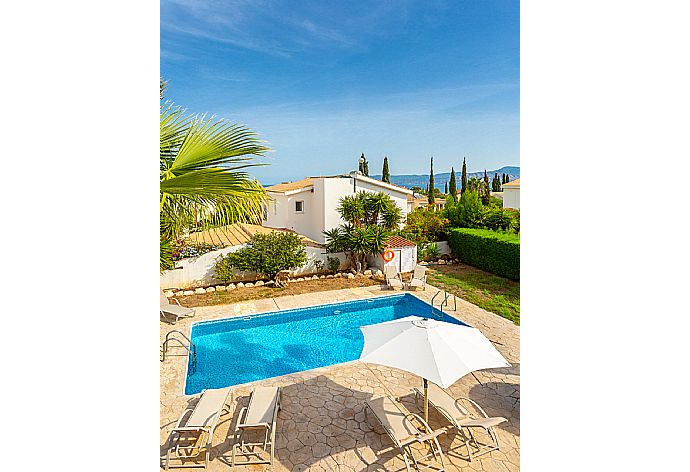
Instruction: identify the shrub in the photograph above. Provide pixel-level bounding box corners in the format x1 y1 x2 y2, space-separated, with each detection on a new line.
214 231 307 281
418 242 440 261
447 228 520 280
481 207 513 232
402 208 449 243
488 196 503 208
505 208 520 233
326 256 341 274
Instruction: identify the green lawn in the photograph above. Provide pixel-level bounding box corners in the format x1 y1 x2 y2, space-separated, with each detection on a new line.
426 264 520 325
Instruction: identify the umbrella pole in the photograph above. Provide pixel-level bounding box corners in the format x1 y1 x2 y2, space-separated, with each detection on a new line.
423 378 429 424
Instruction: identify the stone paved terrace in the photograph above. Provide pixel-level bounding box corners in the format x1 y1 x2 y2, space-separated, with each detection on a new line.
161 284 520 471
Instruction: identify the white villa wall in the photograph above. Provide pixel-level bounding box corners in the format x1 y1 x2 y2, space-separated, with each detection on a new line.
264 188 322 240
263 194 289 228
160 245 350 290
503 187 520 209
264 174 411 244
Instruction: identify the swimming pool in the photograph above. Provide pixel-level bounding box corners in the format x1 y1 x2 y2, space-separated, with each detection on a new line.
184 294 467 395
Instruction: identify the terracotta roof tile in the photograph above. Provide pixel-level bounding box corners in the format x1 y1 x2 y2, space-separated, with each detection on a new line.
503 178 520 188
385 235 417 248
266 178 314 193
186 223 321 247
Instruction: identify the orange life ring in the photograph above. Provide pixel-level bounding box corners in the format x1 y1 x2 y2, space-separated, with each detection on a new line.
382 250 395 262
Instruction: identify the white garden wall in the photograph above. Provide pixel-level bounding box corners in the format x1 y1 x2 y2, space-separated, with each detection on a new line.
160 246 350 290
436 241 451 255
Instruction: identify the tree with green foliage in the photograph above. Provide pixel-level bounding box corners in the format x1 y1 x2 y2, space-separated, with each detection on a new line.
505 174 510 184
444 181 448 194
480 170 491 205
160 80 268 271
358 153 369 176
398 207 449 244
324 192 403 273
492 173 500 192
428 156 435 205
449 167 457 198
445 188 483 228
411 186 423 194
214 231 307 281
381 156 390 183
461 157 467 194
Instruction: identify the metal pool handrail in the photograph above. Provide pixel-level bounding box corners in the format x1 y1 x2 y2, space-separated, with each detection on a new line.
162 330 197 373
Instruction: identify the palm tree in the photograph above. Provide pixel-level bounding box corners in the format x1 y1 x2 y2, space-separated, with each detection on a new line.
160 82 269 270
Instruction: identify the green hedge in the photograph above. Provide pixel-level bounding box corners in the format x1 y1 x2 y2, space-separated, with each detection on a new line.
447 228 520 280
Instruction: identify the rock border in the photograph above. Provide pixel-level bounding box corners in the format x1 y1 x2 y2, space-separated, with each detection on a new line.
164 269 385 298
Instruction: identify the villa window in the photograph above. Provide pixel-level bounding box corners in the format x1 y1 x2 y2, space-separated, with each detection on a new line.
295 200 304 213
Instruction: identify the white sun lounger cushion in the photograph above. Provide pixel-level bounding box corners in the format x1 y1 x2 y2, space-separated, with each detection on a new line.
186 387 232 428
366 396 419 445
244 387 280 427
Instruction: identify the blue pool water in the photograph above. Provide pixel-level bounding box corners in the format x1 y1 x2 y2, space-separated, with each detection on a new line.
184 294 467 395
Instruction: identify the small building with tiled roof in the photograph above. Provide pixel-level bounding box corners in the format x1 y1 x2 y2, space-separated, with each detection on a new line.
263 171 413 244
367 235 418 273
502 178 520 209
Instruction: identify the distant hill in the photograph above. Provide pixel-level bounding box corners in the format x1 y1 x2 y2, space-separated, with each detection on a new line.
372 166 520 190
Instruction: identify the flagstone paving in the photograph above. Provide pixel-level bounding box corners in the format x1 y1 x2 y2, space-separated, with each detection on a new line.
161 284 520 471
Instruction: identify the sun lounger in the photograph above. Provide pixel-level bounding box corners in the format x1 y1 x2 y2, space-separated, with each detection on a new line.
408 265 427 291
231 387 281 468
164 387 233 470
161 290 195 324
413 383 507 461
384 266 405 290
364 395 446 472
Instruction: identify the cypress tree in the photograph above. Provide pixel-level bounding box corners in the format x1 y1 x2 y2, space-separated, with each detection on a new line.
381 156 390 183
461 157 467 194
444 181 448 194
505 174 510 184
428 156 435 205
449 167 457 197
493 173 500 192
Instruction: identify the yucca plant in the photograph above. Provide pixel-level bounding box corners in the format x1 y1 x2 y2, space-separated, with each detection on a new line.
324 192 402 273
160 81 269 270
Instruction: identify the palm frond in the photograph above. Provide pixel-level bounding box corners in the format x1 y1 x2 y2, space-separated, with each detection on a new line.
160 86 271 271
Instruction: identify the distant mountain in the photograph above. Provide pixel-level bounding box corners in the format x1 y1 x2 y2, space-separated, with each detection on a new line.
372 166 519 190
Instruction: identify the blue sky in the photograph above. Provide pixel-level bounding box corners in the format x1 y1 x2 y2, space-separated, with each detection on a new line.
161 0 519 184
